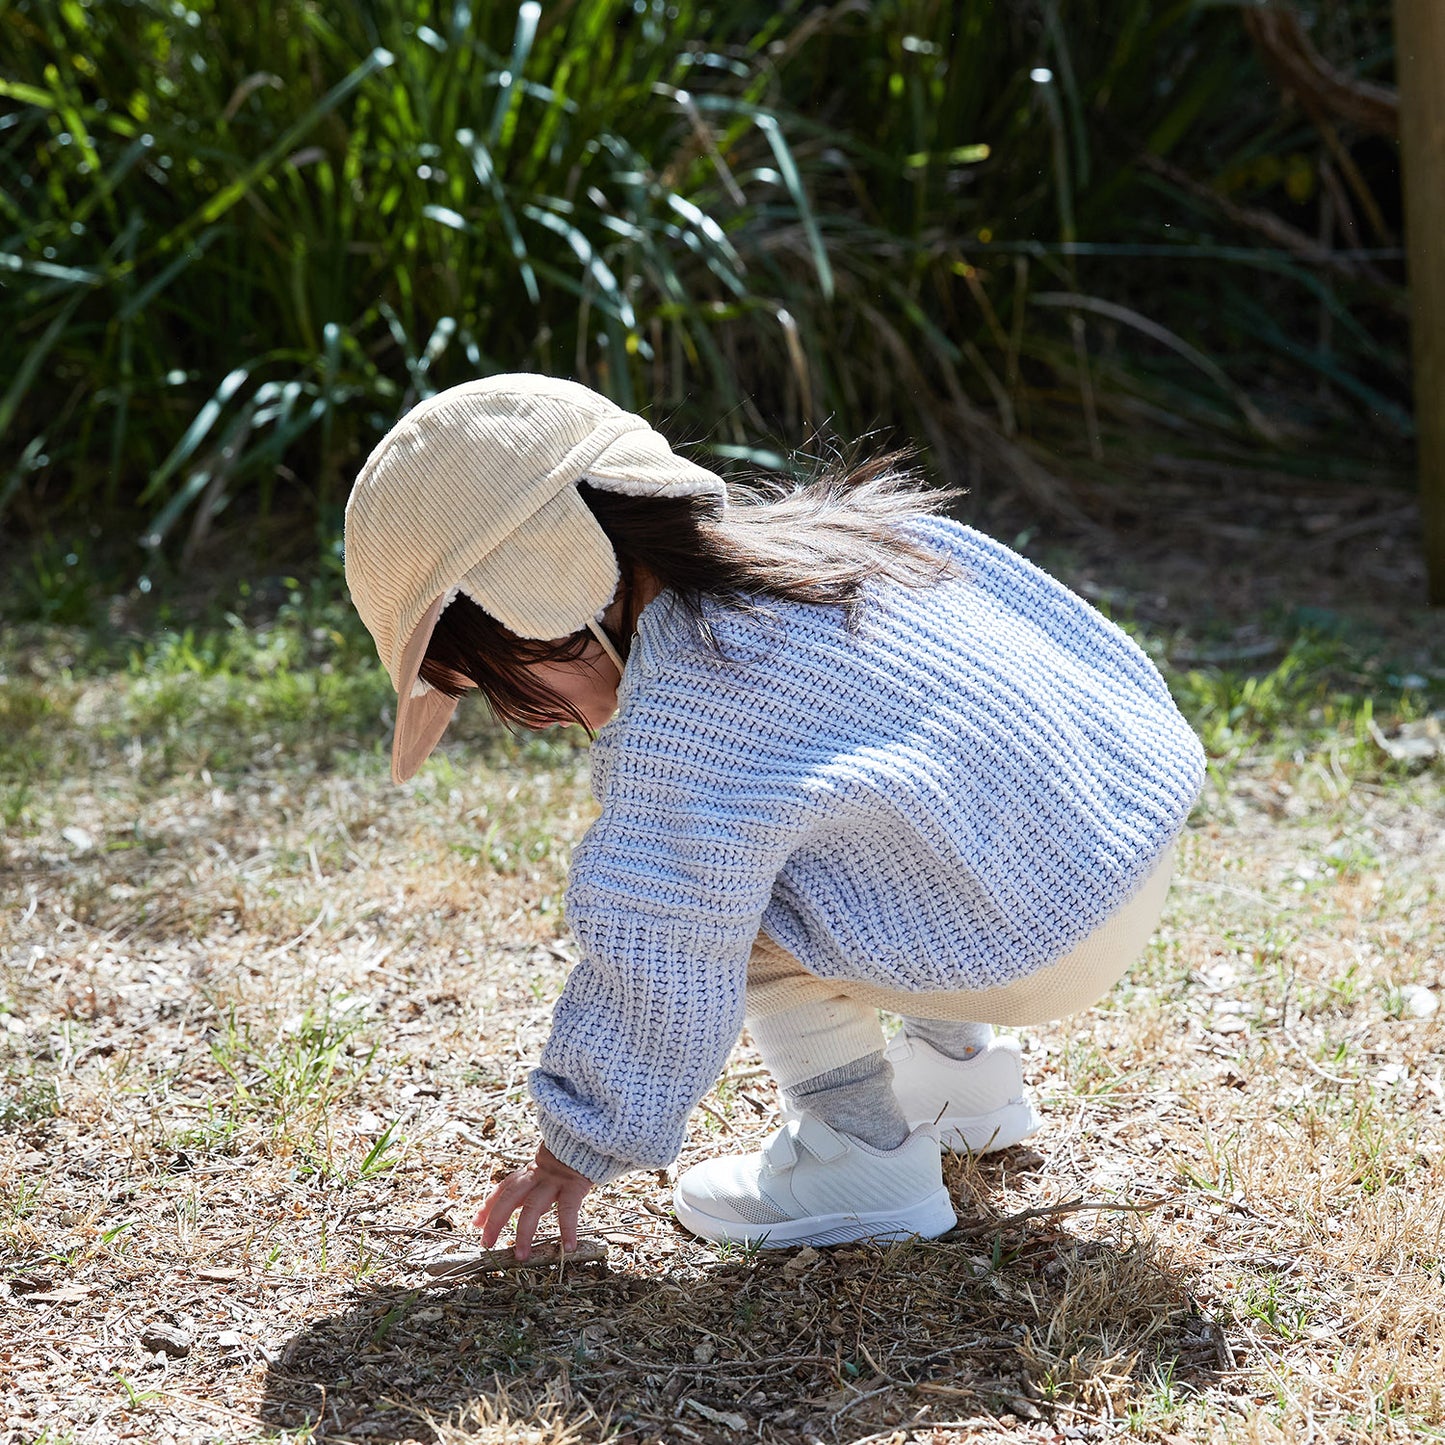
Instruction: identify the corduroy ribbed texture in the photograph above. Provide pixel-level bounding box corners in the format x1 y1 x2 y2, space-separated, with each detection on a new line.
529 517 1206 1181
342 375 726 780
346 380 640 681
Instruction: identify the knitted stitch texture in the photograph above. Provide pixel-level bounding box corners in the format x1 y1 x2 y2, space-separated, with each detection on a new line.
531 517 1206 1182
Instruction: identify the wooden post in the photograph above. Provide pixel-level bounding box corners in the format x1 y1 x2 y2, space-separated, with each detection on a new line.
1395 0 1445 605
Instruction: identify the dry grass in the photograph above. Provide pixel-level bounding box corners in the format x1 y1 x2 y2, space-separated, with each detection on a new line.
3 530 1443 1444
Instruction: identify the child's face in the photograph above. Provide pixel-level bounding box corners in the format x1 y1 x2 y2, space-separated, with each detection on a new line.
524 641 622 731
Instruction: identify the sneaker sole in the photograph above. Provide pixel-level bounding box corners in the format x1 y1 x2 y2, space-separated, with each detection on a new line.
929 1100 1042 1155
673 1186 957 1249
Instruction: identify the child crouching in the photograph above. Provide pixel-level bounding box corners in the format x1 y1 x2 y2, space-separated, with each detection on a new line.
343 375 1204 1254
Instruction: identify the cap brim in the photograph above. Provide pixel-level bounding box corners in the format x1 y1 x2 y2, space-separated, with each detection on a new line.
391 592 459 784
584 428 725 501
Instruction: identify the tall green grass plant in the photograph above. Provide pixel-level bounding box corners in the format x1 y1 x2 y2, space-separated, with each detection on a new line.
1 0 1409 560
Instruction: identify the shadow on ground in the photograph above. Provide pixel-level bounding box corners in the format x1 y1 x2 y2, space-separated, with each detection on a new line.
259 1210 1228 1444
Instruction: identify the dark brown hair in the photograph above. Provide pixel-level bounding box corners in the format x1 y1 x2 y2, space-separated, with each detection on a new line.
419 452 957 730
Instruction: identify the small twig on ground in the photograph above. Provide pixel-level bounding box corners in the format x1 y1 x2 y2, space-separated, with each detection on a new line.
943 1194 1171 1239
856 1340 897 1385
422 1237 608 1277
159 1391 267 1428
1280 1027 1356 1086
694 1099 734 1134
365 1222 469 1240
261 904 327 961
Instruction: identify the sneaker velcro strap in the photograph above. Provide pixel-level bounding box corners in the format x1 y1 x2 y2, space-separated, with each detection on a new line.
762 1123 799 1171
793 1114 849 1163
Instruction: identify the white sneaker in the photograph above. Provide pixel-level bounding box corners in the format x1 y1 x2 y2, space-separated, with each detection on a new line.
883 1032 1042 1154
673 1113 956 1248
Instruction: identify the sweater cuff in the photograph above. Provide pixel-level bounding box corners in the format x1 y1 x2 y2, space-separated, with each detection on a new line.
538 1117 633 1186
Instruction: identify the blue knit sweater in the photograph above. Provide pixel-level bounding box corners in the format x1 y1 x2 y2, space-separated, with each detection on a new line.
532 517 1205 1181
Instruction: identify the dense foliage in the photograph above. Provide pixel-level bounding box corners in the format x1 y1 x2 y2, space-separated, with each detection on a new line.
1 0 1408 561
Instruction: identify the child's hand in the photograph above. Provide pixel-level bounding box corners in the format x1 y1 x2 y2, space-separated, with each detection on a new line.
474 1143 594 1259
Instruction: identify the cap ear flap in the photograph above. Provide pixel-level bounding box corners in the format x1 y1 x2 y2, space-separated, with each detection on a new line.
455 485 620 641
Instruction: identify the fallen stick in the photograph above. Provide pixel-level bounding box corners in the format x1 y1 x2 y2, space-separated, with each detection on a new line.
422 1238 609 1277
943 1195 1170 1239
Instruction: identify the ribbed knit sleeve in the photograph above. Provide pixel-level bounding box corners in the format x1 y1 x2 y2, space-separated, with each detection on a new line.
529 652 799 1179
532 913 751 1182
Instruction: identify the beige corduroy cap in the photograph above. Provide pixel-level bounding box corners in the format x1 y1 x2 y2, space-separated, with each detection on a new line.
344 374 725 783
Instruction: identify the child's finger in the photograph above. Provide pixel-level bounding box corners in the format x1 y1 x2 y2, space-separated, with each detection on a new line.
555 1191 580 1252
512 1186 558 1261
475 1170 533 1245
473 1184 509 1243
